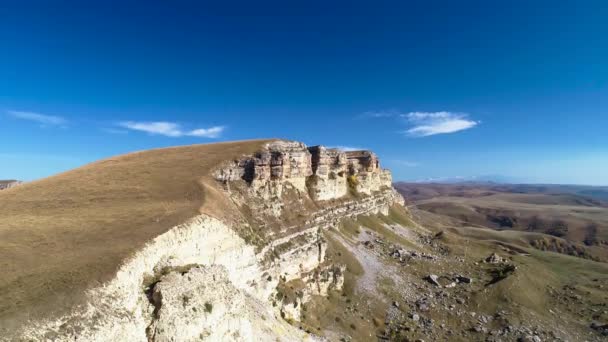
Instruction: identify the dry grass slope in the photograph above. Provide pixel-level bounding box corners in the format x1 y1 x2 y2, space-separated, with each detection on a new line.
0 140 270 326
395 183 608 262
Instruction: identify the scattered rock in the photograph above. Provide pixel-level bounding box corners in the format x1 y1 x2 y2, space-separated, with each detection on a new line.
425 274 441 286
517 335 539 342
472 325 485 333
416 298 430 312
455 275 473 284
590 321 608 336
485 253 504 264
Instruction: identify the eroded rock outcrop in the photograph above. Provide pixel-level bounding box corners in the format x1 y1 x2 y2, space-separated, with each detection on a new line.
307 146 349 201
214 140 396 203
212 140 403 326
14 140 404 342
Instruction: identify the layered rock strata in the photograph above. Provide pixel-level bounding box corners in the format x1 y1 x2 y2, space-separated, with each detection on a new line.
307 146 348 201
15 140 404 342
214 140 396 202
214 140 404 326
19 215 318 342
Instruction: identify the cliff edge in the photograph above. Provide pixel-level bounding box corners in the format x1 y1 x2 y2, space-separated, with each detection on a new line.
2 140 606 341
0 140 404 341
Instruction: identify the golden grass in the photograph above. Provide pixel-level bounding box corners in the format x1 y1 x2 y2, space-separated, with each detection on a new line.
0 139 270 326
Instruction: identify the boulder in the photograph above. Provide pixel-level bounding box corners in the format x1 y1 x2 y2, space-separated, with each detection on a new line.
485 253 504 264
425 274 441 286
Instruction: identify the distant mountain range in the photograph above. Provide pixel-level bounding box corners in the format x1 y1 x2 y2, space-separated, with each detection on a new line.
397 180 608 203
394 181 608 262
412 174 525 184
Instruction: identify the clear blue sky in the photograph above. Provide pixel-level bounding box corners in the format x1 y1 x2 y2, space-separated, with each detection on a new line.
1 1 607 185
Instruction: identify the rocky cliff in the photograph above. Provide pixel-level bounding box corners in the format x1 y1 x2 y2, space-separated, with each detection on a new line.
6 140 404 342
3 140 606 342
210 140 404 325
214 140 400 217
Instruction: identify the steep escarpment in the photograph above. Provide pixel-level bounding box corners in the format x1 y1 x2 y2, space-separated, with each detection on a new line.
5 140 605 341
208 141 404 333
213 141 401 239
0 140 404 341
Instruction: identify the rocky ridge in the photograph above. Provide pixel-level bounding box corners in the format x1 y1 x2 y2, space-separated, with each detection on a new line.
214 141 397 206
212 140 404 328
9 140 603 341
11 140 405 341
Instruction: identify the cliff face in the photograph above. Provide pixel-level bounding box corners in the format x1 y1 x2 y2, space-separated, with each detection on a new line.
10 140 405 342
8 141 605 342
214 141 395 202
208 140 404 330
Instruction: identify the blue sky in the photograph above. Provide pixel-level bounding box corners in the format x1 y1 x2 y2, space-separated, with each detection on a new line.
1 1 607 185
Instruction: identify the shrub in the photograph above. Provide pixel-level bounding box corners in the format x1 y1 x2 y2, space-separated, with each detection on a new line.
347 175 359 188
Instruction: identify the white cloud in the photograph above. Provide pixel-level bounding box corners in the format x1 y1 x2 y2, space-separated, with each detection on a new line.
330 145 365 151
6 110 67 126
403 111 478 137
117 121 224 138
189 126 225 138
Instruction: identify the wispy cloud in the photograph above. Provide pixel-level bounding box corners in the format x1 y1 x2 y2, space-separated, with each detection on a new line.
117 121 224 138
188 127 225 138
6 110 67 126
358 110 401 119
403 111 478 137
101 128 128 135
387 159 420 167
330 145 365 151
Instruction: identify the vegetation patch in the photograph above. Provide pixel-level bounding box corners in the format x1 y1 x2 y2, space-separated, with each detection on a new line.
338 218 361 240
487 264 516 285
357 215 418 250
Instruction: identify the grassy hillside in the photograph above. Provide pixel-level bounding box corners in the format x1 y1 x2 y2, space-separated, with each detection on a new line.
0 140 269 325
299 205 608 341
395 182 608 204
395 183 608 262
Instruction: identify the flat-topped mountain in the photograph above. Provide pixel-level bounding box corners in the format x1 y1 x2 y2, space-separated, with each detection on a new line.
0 140 404 341
1 141 606 341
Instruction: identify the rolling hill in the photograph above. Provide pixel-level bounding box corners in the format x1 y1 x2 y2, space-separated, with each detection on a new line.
395 182 608 261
